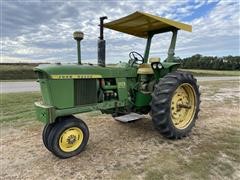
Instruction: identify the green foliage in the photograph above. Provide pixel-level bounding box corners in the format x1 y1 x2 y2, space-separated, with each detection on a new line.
180 54 240 70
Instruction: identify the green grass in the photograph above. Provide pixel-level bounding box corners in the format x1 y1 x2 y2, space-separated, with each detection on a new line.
0 64 37 80
181 69 240 76
0 92 41 122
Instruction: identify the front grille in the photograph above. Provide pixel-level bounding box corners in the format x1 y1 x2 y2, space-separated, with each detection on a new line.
74 79 97 106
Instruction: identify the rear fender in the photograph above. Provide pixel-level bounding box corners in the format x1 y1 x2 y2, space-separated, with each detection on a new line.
153 62 180 79
162 62 180 71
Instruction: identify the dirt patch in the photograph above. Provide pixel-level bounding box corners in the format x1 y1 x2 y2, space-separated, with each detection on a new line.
1 80 240 180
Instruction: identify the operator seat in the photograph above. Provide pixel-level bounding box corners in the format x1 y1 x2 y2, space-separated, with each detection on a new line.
149 57 160 63
137 57 161 74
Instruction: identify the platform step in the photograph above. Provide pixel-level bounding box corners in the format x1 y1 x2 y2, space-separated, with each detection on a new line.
114 113 145 122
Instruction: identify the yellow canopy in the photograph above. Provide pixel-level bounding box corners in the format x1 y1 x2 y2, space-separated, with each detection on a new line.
103 11 192 38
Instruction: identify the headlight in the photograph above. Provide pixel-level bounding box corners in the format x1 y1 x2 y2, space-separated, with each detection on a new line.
152 63 157 69
158 63 163 69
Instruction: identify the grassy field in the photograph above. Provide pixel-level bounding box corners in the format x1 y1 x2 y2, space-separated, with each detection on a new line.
181 69 240 76
0 64 38 80
1 80 240 179
0 92 41 122
0 63 239 80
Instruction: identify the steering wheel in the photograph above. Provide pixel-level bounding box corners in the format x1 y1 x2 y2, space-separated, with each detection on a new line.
129 51 144 65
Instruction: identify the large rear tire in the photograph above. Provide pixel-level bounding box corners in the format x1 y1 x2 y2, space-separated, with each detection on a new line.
151 71 200 139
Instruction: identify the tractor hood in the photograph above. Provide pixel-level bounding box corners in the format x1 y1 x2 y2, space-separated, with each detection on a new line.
34 62 180 80
34 64 138 79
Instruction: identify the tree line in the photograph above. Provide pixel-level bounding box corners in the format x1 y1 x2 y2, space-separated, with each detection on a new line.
179 54 240 70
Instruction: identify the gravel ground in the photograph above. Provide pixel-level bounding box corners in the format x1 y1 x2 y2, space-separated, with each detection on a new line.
0 80 240 179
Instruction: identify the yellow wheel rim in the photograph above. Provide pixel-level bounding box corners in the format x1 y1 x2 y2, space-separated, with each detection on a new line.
171 83 196 129
59 127 83 152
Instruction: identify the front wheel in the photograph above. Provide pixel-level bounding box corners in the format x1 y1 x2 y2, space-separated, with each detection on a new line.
151 71 200 139
46 116 89 158
42 123 55 151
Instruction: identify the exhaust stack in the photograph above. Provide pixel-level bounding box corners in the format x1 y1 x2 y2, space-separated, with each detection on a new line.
98 16 108 67
73 31 84 64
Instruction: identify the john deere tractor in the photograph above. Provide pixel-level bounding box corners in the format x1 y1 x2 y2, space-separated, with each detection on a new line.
34 11 200 158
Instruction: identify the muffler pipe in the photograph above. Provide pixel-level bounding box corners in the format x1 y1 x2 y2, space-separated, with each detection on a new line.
98 16 108 67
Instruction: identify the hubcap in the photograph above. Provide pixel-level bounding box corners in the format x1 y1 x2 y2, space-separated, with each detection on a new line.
171 83 196 129
59 127 83 152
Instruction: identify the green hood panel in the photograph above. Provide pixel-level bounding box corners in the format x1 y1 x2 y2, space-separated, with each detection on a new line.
34 64 138 78
34 62 179 79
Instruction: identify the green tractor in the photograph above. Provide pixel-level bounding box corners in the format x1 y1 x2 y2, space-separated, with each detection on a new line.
34 11 200 158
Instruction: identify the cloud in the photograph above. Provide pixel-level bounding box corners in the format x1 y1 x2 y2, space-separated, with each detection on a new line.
1 0 239 63
175 0 240 56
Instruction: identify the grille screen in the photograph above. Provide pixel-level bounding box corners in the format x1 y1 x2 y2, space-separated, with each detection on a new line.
74 79 97 106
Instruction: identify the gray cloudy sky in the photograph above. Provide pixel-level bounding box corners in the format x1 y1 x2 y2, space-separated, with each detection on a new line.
1 0 240 64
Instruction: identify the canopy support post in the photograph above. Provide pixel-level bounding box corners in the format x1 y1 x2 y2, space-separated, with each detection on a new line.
166 29 178 62
143 34 153 63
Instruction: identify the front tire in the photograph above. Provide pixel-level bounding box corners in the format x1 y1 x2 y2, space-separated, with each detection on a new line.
151 71 200 139
47 116 89 158
42 123 55 151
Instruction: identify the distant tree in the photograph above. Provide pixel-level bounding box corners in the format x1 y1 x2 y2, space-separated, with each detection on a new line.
180 54 240 70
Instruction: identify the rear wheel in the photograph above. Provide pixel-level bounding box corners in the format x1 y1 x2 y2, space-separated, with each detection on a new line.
46 116 89 158
151 71 200 139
